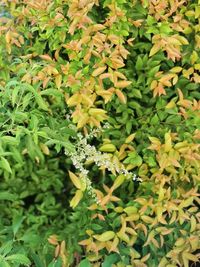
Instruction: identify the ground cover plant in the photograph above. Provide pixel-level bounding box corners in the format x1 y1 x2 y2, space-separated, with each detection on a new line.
0 0 200 266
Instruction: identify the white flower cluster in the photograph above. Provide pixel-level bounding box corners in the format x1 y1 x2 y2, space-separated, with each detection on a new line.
65 127 142 199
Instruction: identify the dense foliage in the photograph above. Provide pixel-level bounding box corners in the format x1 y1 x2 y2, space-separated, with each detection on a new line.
0 0 200 266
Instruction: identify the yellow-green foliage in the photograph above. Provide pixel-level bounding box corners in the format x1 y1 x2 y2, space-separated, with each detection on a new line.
0 0 200 266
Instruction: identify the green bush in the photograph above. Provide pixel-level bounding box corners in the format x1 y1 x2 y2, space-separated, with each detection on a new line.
0 0 200 266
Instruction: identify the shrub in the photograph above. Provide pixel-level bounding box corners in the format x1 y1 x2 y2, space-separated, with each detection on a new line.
0 0 200 266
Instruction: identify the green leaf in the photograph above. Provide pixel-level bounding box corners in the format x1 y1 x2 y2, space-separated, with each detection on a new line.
136 56 143 70
5 254 31 266
0 157 12 173
79 258 91 267
48 258 62 267
31 253 44 267
0 192 17 201
11 86 20 106
12 215 25 236
102 254 120 267
0 259 11 267
0 241 13 255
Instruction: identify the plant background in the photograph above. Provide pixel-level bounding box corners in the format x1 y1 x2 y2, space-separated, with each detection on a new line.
0 0 200 266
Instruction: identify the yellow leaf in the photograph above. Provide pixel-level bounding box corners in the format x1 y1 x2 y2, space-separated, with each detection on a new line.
150 80 158 90
67 94 81 106
164 132 172 152
158 257 168 267
92 66 107 77
70 190 83 208
55 74 62 89
78 238 92 246
189 236 199 251
77 114 89 128
126 227 137 236
141 215 154 224
117 231 130 243
88 108 107 116
190 216 196 232
111 174 125 191
182 252 199 262
176 35 189 45
81 94 94 106
165 100 176 109
175 238 185 247
40 143 50 155
94 231 115 242
158 186 165 202
115 81 132 88
99 144 116 152
5 30 11 43
149 43 161 57
109 236 119 253
179 197 194 209
194 63 200 70
170 67 182 73
125 133 136 143
68 171 82 189
123 206 138 215
125 214 140 221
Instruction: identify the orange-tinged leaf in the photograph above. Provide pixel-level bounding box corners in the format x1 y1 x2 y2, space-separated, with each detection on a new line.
48 235 59 245
39 54 53 61
92 66 107 77
153 82 166 97
115 81 132 88
115 89 126 103
141 253 150 263
55 245 60 258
